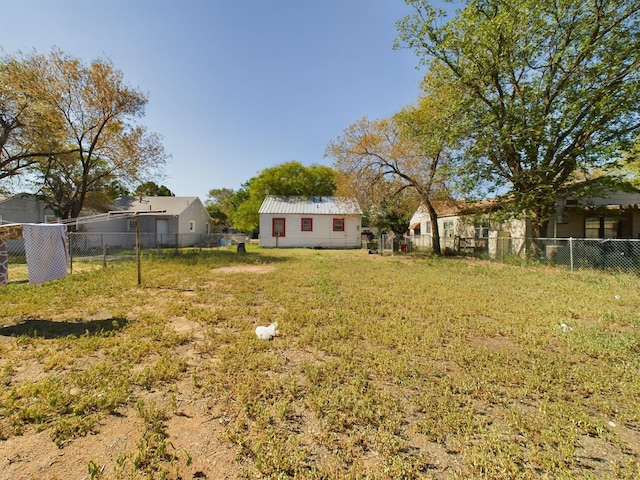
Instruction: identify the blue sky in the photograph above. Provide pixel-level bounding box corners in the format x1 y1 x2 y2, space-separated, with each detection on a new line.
2 0 431 201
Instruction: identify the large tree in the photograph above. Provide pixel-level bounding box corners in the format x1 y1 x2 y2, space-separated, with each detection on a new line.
135 181 174 197
367 191 418 237
231 161 336 233
206 187 238 228
396 0 640 238
615 136 640 188
0 53 71 184
327 116 444 254
326 65 464 255
22 49 167 219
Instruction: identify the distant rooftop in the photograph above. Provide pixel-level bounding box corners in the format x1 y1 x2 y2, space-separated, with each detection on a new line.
113 196 201 216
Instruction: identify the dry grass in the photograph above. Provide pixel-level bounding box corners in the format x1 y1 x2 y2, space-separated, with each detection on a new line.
1 247 639 479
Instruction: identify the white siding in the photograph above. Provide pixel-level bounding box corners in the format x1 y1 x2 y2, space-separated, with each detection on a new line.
258 196 362 248
259 214 361 248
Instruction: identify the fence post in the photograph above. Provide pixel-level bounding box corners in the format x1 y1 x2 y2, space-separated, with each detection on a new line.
101 234 107 268
136 215 142 285
0 240 8 285
69 234 73 274
569 237 574 273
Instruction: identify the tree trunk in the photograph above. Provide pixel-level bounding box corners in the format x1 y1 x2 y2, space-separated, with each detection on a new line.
424 200 442 256
528 204 552 258
529 204 551 239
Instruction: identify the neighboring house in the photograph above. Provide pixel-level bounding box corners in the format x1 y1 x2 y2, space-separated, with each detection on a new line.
552 189 640 239
0 194 62 259
0 194 60 225
78 196 213 248
258 196 362 248
409 187 640 256
409 200 526 257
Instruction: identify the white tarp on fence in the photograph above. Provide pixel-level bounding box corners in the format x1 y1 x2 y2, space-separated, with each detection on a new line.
23 223 68 284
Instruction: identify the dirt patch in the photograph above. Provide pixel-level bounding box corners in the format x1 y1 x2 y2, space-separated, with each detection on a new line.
167 316 205 339
467 334 521 352
213 265 276 274
0 378 241 480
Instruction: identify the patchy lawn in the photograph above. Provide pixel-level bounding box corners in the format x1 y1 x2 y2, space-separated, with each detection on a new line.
1 248 639 479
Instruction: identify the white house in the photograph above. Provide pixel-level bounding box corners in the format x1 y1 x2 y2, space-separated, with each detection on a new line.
258 196 362 248
409 200 527 257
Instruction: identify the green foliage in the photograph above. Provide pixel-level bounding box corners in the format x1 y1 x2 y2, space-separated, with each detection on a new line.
369 198 414 235
613 137 640 188
205 187 237 227
81 180 131 212
397 0 640 236
253 161 336 197
229 161 337 232
135 181 174 197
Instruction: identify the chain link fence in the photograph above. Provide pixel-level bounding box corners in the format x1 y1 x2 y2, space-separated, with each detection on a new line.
67 232 249 260
4 229 640 283
532 238 640 273
1 232 251 283
407 235 640 274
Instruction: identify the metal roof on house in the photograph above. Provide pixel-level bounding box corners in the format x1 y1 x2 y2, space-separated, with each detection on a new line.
258 196 362 215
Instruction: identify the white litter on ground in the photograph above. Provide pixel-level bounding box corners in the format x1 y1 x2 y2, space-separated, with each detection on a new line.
255 322 278 340
560 323 573 333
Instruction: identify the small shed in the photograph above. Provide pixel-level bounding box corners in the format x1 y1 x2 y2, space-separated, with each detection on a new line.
258 196 362 248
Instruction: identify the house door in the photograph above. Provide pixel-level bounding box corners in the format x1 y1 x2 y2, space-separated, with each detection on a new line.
496 231 511 259
156 219 169 245
618 212 632 238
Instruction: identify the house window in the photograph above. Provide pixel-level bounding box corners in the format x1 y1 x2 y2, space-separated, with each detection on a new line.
272 218 286 237
301 218 313 232
128 219 137 232
474 221 490 238
189 221 195 232
443 221 454 237
424 222 431 235
585 216 618 238
205 223 210 235
333 218 345 232
585 217 599 238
